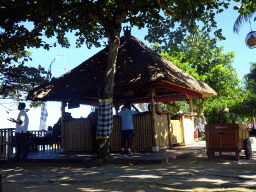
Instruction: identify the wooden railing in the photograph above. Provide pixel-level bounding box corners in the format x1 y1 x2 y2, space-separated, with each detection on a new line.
0 129 15 162
0 129 61 162
28 130 61 151
63 114 174 152
62 113 189 152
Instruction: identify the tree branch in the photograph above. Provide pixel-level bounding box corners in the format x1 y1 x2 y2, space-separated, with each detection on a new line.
78 0 106 27
155 0 196 32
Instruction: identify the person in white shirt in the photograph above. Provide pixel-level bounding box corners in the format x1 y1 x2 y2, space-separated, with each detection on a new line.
118 101 140 154
10 103 29 161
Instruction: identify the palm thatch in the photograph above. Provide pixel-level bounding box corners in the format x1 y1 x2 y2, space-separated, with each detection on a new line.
233 12 255 34
26 34 217 105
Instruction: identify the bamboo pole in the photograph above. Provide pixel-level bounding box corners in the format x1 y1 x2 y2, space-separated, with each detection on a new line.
167 113 172 149
61 101 66 152
151 88 159 152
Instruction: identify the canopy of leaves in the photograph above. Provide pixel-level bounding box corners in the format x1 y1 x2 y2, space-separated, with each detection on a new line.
161 101 189 114
233 0 256 34
234 0 256 14
244 62 256 94
0 36 48 102
154 30 243 117
154 31 241 97
205 64 241 97
204 63 256 119
0 0 232 103
227 62 256 118
0 0 231 50
230 93 256 118
0 0 54 102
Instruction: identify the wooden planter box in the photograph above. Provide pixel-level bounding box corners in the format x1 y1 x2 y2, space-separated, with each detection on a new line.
205 124 250 160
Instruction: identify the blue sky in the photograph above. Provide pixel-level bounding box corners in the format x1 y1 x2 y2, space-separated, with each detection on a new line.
1 1 256 130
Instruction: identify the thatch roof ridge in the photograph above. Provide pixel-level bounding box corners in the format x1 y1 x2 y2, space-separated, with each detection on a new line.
116 35 216 97
26 34 216 103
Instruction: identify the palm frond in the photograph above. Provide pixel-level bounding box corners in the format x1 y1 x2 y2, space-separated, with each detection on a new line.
233 13 255 34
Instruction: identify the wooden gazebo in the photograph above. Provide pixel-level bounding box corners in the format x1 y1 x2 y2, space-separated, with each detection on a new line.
27 30 217 152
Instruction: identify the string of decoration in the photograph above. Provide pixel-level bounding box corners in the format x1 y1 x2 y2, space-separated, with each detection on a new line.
47 55 65 80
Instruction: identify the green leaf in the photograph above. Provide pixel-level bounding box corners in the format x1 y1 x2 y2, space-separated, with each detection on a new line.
233 6 240 10
219 9 224 13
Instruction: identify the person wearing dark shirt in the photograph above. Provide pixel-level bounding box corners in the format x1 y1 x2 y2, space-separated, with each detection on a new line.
88 106 99 152
43 126 53 143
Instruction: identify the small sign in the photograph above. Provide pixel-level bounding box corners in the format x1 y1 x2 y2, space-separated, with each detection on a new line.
215 125 227 129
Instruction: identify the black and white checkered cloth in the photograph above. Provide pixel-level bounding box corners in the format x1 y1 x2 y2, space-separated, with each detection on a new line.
96 100 113 139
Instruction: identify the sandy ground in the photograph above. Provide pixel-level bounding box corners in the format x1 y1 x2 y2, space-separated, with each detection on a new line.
1 143 256 192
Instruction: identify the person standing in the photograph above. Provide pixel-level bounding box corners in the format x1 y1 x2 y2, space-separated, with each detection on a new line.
88 106 99 153
118 101 139 154
10 103 29 161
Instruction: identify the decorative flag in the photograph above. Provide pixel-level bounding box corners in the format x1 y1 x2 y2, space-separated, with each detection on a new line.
47 55 65 79
39 103 48 130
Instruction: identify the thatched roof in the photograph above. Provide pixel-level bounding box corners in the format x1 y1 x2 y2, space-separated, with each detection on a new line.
26 34 217 105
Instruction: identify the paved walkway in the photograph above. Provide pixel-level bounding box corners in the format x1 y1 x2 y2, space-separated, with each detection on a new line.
107 142 206 164
2 141 256 191
24 141 206 164
14 140 256 163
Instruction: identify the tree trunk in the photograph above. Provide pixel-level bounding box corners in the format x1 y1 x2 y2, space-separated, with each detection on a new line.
188 96 193 112
195 99 205 119
197 103 204 118
97 28 121 160
98 32 120 99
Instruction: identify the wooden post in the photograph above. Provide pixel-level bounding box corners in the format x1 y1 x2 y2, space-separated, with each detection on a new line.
61 101 66 152
0 173 2 192
167 113 172 149
114 101 119 115
188 96 193 113
151 88 158 152
181 115 185 145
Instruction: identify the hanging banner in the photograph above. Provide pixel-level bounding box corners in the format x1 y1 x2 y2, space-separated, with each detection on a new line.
39 103 48 130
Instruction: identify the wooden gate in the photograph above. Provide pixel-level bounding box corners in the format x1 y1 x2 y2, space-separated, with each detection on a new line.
63 119 91 151
170 120 183 145
110 114 153 152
